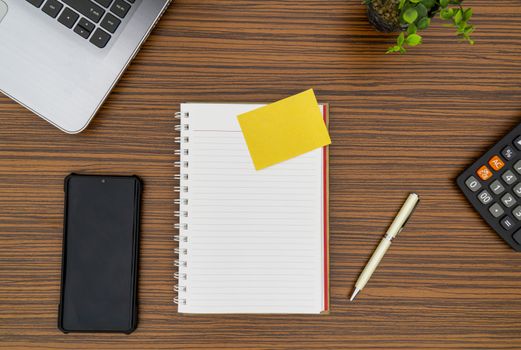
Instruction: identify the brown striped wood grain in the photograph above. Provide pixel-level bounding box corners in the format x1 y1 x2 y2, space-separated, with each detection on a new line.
2 0 521 349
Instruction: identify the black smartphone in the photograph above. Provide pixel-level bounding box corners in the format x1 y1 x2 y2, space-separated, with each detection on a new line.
58 174 142 334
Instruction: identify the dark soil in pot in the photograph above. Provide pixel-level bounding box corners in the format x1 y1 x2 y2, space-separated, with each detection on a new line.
366 0 440 33
367 0 402 33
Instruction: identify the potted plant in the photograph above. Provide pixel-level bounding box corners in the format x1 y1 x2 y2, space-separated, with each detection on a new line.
365 0 474 53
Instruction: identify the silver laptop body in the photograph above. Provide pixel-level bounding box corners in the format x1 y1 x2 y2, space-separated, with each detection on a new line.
0 0 171 133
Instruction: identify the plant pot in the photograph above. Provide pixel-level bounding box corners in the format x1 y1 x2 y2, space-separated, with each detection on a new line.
366 0 440 33
366 0 401 33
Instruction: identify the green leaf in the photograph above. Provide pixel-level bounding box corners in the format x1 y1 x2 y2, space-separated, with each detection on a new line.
440 8 453 20
396 32 405 46
440 0 449 7
406 33 422 46
417 17 430 29
399 0 407 9
407 23 417 34
386 45 401 54
464 26 475 35
397 32 405 46
402 8 418 24
415 3 428 18
463 8 473 21
453 9 463 24
421 0 435 8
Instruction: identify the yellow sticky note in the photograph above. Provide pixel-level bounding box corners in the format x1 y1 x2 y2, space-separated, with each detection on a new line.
238 89 331 170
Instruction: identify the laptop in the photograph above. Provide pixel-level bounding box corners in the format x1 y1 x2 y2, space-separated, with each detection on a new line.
0 0 171 133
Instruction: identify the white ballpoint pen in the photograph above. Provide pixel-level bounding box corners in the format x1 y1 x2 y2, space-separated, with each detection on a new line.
350 193 420 301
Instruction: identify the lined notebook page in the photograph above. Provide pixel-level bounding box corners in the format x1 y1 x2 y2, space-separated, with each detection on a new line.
177 103 326 314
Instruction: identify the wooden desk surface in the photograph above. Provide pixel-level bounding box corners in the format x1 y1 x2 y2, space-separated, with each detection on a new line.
1 1 521 349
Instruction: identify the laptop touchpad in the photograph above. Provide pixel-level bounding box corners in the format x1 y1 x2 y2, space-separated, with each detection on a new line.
0 1 7 24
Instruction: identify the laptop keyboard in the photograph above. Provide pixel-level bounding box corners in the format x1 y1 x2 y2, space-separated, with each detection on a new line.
26 0 135 48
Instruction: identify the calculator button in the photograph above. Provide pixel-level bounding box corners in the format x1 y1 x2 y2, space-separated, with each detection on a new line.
513 229 521 244
502 146 516 161
501 170 518 185
501 216 515 230
477 166 493 181
514 160 521 174
489 203 505 218
514 136 521 151
502 193 517 208
490 180 505 195
478 190 493 205
489 155 505 171
501 193 517 208
513 206 521 221
514 183 521 197
466 176 482 192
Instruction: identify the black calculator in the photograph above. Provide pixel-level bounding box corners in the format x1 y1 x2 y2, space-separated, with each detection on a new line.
457 123 521 251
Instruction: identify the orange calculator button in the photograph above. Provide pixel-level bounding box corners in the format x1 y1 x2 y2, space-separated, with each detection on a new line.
477 165 493 180
489 155 505 171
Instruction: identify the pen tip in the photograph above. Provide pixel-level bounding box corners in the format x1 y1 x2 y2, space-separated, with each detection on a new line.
349 288 360 302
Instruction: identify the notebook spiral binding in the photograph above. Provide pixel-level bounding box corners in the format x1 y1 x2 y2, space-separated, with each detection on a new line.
174 111 189 307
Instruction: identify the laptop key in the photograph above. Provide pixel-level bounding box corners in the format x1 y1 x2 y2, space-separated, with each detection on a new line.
74 23 91 39
93 0 113 8
78 17 95 32
27 0 45 7
100 13 121 33
110 0 131 18
42 0 64 18
62 0 105 23
90 28 111 48
58 7 79 28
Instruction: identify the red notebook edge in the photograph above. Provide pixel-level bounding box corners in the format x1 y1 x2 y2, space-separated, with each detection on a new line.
322 104 330 314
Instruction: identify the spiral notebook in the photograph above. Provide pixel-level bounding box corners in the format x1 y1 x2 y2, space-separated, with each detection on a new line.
174 103 329 314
